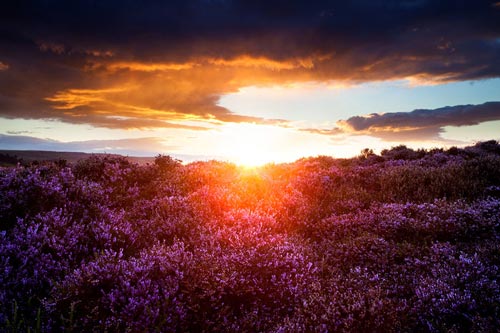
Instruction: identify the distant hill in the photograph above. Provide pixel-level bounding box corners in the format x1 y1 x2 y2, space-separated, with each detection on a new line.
0 150 155 166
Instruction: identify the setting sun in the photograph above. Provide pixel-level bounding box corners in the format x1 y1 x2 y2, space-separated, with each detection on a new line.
215 123 288 166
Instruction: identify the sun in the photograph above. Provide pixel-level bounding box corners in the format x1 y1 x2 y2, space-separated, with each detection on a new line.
216 123 285 167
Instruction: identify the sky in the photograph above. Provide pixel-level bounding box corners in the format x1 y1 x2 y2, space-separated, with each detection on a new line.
1 0 500 165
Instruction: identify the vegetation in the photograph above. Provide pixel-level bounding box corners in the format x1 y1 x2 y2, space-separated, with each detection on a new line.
1 141 500 332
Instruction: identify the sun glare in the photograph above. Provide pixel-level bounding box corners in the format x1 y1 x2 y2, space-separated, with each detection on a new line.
216 123 285 167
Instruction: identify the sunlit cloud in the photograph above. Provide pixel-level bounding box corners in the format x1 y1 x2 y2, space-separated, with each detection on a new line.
43 82 284 129
207 54 331 70
45 88 128 110
101 61 196 72
91 55 330 74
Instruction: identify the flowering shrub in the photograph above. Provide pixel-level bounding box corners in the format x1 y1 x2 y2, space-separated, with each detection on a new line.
48 243 192 332
1 142 500 331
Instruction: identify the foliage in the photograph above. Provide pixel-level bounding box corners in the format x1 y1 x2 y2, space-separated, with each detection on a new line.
1 142 500 331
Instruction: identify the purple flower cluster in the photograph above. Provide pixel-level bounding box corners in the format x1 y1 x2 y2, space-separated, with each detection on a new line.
1 143 500 331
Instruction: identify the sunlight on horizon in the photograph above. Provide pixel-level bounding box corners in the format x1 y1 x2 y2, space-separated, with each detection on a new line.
211 123 294 166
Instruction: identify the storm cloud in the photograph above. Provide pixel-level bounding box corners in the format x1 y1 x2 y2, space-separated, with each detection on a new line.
1 0 499 129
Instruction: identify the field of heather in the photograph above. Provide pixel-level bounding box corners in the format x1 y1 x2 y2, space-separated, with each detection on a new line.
1 141 500 332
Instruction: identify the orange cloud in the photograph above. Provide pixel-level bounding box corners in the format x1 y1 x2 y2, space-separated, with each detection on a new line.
206 54 330 70
41 59 295 129
12 46 498 132
45 88 126 110
36 49 495 131
45 87 204 122
102 61 196 72
89 54 331 73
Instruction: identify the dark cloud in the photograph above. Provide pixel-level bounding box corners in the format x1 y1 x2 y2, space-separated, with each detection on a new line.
306 101 500 141
0 1 499 129
339 101 500 129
